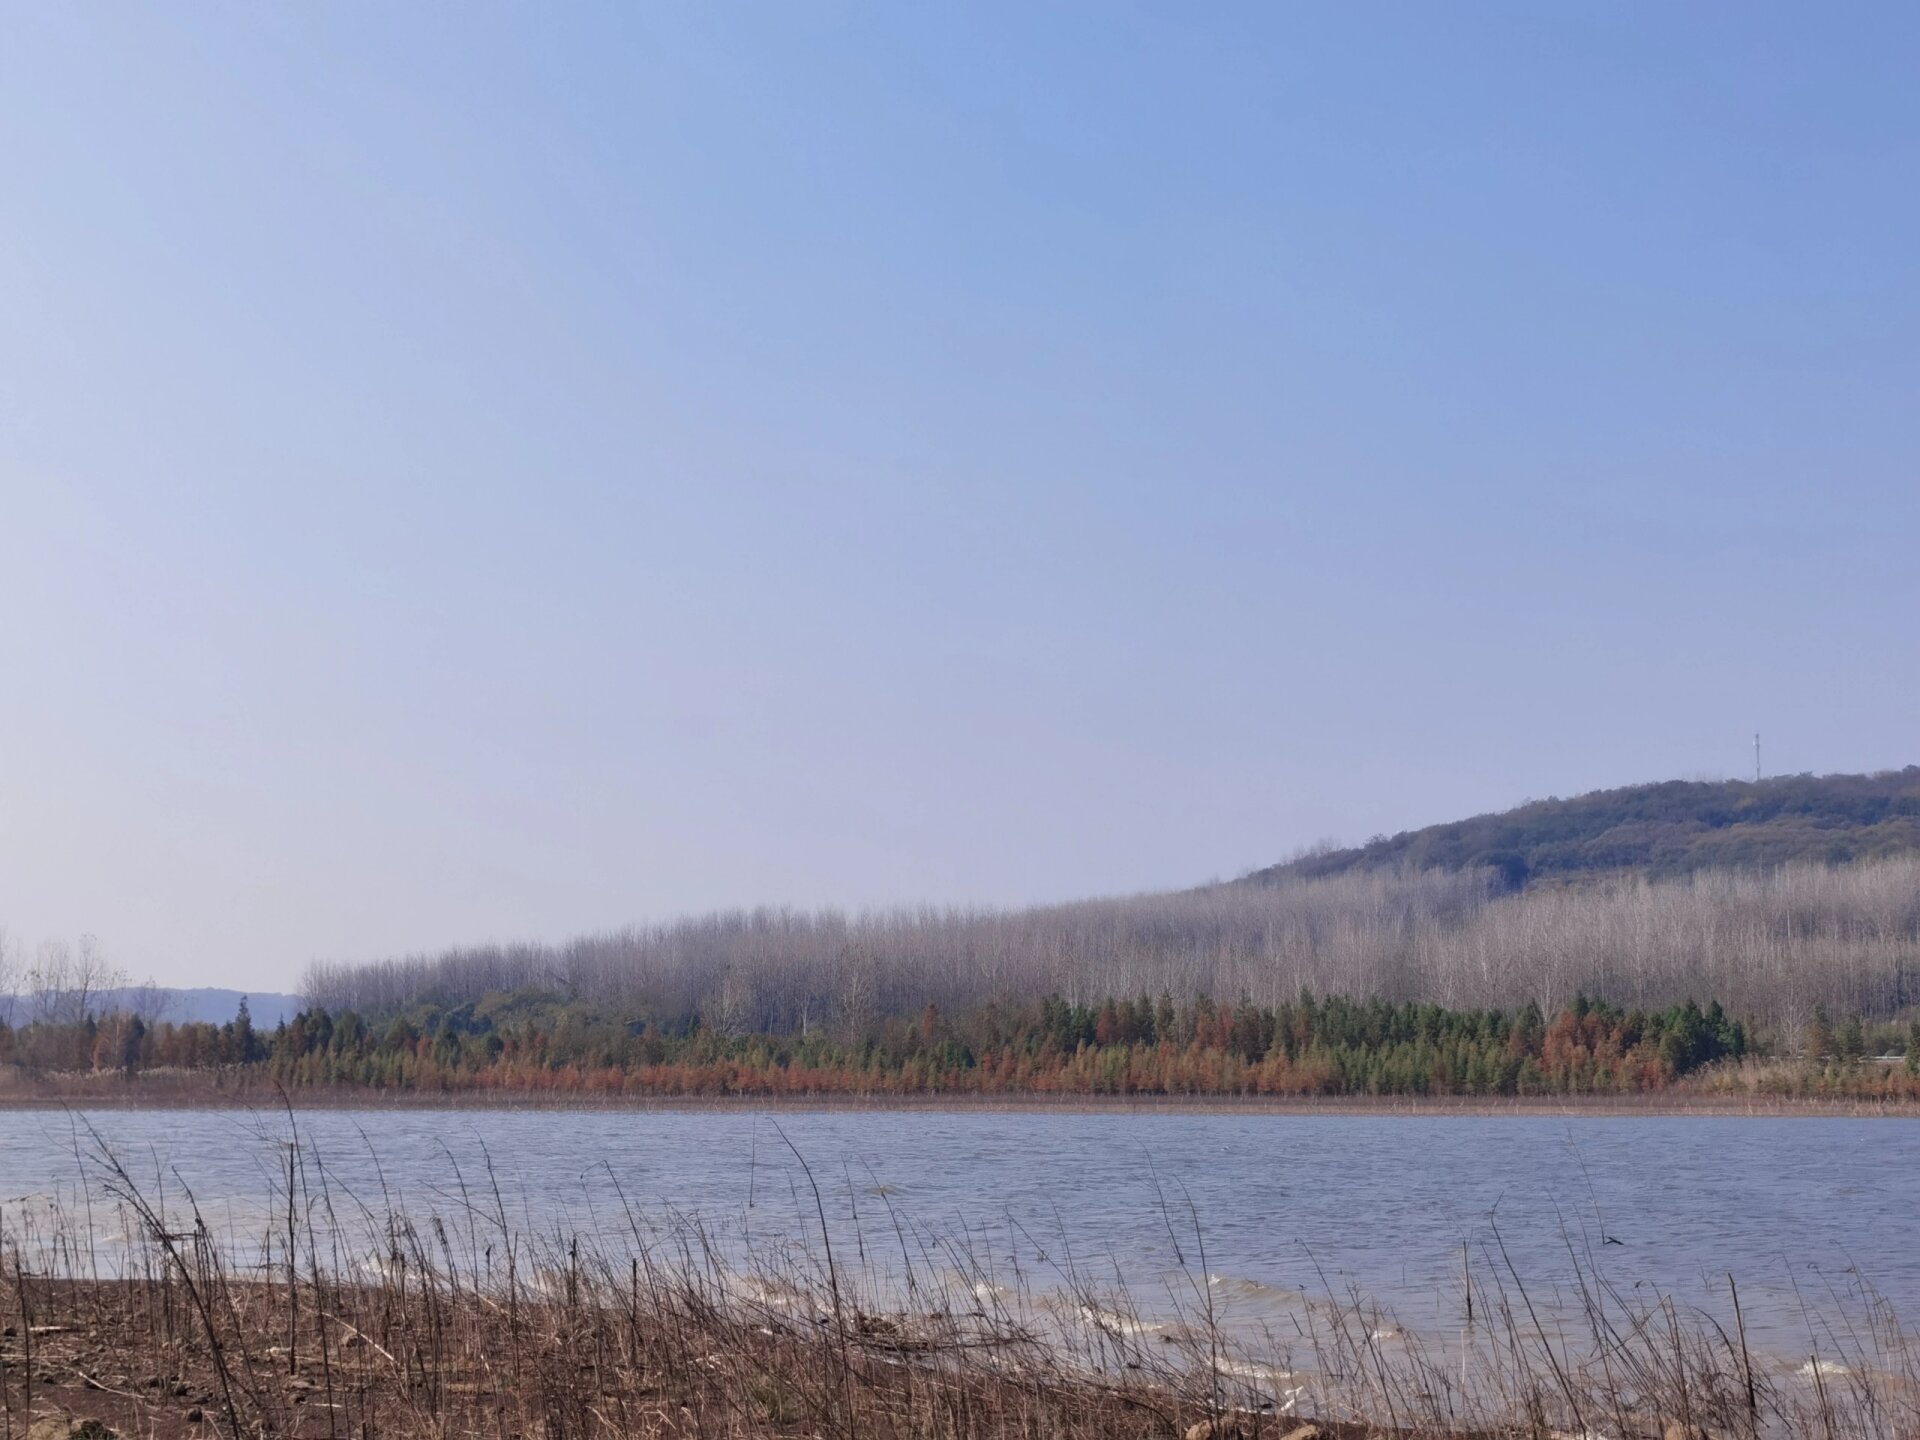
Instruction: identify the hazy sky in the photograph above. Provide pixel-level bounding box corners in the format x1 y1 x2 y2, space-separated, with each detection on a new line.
3 4 1917 991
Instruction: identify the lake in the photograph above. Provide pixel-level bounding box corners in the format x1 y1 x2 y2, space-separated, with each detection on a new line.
1 1107 1911 1375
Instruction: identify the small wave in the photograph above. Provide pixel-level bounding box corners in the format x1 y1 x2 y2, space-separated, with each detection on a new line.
731 1275 819 1312
1211 1356 1304 1386
1205 1272 1305 1304
1076 1303 1176 1338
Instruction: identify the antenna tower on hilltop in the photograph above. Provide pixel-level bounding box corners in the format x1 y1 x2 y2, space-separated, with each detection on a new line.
1754 732 1762 783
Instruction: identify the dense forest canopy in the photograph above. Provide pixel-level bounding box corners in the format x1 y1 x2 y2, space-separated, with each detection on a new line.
1245 768 1920 886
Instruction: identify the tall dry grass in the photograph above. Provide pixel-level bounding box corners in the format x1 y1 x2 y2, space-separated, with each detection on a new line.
2 1116 1914 1438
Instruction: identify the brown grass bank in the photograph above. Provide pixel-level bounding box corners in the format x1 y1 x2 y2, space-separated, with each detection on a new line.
3 1067 1919 1117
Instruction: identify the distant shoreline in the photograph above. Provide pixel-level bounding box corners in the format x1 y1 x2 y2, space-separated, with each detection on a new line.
0 1084 1914 1118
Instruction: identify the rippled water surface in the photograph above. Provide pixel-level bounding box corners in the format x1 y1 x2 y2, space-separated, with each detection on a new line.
2 1108 1911 1364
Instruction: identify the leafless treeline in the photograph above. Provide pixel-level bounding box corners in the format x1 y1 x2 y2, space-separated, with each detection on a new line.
0 928 149 1028
302 858 1920 1035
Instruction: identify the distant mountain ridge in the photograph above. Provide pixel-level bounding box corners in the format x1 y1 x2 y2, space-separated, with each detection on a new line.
1245 767 1920 888
134 988 304 1026
1 987 301 1028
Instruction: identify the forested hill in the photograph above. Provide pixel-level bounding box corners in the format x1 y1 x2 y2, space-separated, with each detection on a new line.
1245 768 1920 888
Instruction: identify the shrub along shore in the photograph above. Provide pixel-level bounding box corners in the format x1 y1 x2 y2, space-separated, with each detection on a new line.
3 990 1917 1104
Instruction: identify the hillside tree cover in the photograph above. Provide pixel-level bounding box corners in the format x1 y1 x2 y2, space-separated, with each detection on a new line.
1247 768 1920 885
9 773 1920 1099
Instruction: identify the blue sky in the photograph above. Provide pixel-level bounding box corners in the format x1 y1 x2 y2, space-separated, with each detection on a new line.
3 4 1916 989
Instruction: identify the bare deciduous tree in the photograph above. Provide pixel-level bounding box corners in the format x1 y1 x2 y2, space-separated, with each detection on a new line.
26 933 128 1025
